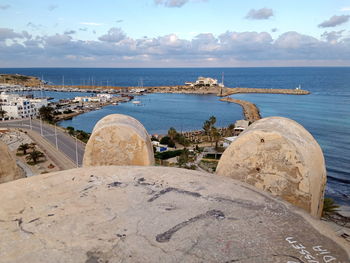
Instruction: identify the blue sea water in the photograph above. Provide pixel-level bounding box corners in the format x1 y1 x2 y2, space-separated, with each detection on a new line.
1 67 349 204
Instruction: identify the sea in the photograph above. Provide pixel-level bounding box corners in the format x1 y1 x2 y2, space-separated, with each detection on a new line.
0 67 349 206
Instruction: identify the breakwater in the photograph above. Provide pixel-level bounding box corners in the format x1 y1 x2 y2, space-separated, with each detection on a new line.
218 87 309 122
221 87 310 96
220 97 261 122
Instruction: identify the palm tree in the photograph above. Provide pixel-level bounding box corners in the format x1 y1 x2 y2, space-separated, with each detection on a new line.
202 120 211 135
209 115 216 126
211 127 221 149
28 143 36 149
168 127 177 140
322 198 340 216
0 108 7 119
17 143 30 155
26 149 45 164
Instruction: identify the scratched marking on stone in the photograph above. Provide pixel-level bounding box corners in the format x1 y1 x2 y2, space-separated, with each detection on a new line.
148 187 201 202
156 210 225 243
285 237 339 263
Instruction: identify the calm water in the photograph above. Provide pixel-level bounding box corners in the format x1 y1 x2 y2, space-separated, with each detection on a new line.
59 94 242 134
1 67 349 204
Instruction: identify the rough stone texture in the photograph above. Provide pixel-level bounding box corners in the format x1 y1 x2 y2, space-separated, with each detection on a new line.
0 141 21 184
0 166 348 263
217 117 327 218
83 114 154 167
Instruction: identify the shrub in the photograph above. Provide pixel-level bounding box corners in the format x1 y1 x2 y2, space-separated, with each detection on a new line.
322 197 340 216
160 136 175 147
155 150 183 160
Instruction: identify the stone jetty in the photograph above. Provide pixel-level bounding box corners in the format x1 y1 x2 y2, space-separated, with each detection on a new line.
220 97 261 122
221 87 310 97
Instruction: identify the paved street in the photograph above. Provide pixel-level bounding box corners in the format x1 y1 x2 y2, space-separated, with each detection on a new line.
0 119 85 167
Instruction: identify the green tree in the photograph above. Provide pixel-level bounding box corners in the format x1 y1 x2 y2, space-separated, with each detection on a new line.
209 115 216 126
0 108 7 119
76 130 90 143
39 106 55 122
175 133 190 146
26 149 45 164
177 148 189 168
211 127 221 148
160 136 175 148
168 127 177 140
202 120 211 135
17 143 30 155
66 126 75 136
322 198 340 216
226 123 235 136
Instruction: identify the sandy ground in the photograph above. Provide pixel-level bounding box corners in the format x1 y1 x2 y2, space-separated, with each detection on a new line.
0 128 60 176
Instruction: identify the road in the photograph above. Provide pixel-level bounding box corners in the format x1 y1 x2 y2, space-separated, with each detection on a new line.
0 119 85 167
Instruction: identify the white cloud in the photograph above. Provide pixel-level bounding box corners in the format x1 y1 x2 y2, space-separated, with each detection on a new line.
80 22 104 26
246 8 274 20
0 28 23 41
0 4 10 10
321 30 345 44
318 15 350 28
1 27 350 67
98 28 126 43
155 0 206 8
48 4 58 11
340 7 350 11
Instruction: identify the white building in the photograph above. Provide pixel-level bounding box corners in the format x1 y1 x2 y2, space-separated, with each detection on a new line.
185 77 218 87
29 98 48 109
223 136 238 148
0 92 48 119
73 96 102 103
130 88 146 94
97 93 113 101
234 120 249 134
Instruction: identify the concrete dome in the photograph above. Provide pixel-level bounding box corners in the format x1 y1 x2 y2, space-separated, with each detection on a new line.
83 114 154 167
217 117 327 218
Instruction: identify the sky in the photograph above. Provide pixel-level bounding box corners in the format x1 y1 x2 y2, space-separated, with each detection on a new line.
0 0 350 67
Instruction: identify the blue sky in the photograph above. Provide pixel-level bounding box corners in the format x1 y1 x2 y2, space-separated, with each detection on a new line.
0 0 350 67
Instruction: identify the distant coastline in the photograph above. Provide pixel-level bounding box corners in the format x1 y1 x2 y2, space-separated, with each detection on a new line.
0 73 310 122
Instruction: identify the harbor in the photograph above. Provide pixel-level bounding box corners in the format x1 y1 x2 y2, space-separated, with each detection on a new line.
0 68 349 208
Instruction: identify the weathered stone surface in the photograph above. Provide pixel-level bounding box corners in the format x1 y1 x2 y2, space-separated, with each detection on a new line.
0 166 348 262
217 117 327 218
83 114 154 167
0 141 21 184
